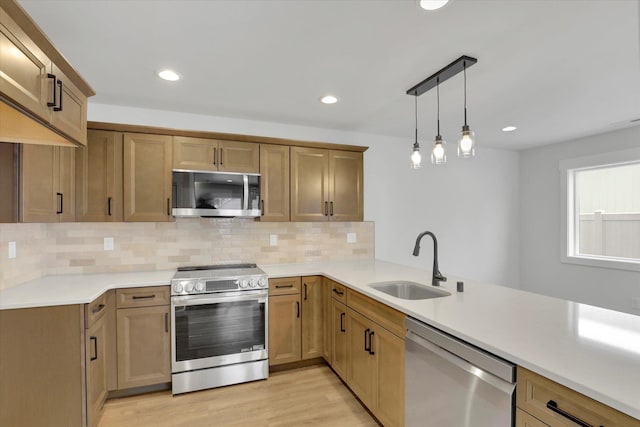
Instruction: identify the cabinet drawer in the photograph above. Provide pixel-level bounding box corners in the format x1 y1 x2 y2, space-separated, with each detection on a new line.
346 289 405 338
516 408 549 427
268 277 301 296
517 367 640 427
116 286 170 308
329 281 347 303
85 292 107 328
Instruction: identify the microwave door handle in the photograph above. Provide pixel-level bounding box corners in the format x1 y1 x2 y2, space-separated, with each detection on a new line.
243 175 249 210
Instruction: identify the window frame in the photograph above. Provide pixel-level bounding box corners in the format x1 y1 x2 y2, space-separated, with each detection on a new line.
559 148 640 272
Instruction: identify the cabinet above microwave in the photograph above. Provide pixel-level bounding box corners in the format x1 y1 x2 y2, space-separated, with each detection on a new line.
172 171 261 218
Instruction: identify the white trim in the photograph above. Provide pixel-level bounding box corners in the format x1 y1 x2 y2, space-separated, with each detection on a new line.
559 148 640 272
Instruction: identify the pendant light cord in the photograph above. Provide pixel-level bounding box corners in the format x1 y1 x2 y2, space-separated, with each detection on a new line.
415 92 418 143
463 61 468 126
436 77 440 137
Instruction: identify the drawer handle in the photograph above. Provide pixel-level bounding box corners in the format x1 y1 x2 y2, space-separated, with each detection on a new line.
546 400 597 427
132 294 156 300
364 328 370 352
368 331 375 355
47 73 57 107
296 301 300 318
56 193 63 214
340 312 345 332
54 79 63 112
332 288 344 296
91 303 105 314
275 284 293 289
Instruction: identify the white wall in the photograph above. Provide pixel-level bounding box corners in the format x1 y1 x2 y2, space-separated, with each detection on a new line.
89 103 521 287
520 125 640 315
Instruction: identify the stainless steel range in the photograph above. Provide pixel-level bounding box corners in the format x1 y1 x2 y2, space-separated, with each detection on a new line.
170 264 268 394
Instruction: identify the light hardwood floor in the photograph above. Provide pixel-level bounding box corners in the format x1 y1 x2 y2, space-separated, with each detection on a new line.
98 365 379 427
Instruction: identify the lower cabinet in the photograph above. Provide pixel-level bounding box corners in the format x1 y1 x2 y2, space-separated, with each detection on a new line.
516 408 549 427
115 286 171 390
268 276 324 366
85 294 108 427
330 297 348 379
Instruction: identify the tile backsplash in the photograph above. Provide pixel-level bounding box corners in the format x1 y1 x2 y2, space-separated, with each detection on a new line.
0 219 374 290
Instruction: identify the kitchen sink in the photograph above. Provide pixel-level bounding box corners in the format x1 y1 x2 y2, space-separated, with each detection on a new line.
369 281 451 300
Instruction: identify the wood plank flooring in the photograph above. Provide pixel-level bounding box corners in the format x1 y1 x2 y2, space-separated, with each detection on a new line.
98 365 379 427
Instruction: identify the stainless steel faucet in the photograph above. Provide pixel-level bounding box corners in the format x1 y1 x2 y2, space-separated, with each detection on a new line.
413 231 447 287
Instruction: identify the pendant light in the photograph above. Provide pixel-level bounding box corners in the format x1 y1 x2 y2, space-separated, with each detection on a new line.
431 78 446 165
411 93 422 169
457 60 475 158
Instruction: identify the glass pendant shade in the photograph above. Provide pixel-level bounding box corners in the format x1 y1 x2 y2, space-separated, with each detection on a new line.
458 125 475 158
431 136 446 164
411 142 422 169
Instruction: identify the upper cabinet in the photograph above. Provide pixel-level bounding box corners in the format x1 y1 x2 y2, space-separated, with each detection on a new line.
20 143 75 222
259 144 290 222
291 147 363 221
76 130 123 222
0 0 93 146
173 136 259 173
123 133 173 222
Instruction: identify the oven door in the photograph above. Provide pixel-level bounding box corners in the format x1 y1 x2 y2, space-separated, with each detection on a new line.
171 289 268 373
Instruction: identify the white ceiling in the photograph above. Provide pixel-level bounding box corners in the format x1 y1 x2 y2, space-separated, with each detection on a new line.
19 0 640 150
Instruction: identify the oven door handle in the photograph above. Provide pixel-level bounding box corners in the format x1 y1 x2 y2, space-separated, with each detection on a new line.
171 291 267 306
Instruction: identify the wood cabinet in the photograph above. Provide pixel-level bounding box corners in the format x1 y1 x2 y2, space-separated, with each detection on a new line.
331 298 349 379
290 147 363 222
173 136 259 173
321 278 333 363
0 0 93 146
76 130 123 222
259 144 289 221
123 133 173 222
301 276 323 360
20 143 75 222
85 293 108 427
517 366 640 427
268 276 324 366
0 142 18 222
116 286 171 390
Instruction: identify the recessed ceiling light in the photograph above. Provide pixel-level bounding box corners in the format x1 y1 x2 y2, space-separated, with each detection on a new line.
419 0 449 11
502 126 517 132
157 69 181 81
320 95 339 105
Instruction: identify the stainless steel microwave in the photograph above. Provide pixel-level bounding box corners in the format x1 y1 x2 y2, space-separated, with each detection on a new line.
172 171 261 218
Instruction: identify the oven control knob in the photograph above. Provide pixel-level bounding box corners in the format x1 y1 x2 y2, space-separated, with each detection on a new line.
194 282 205 292
238 280 246 288
250 279 258 288
173 283 183 293
259 278 267 288
185 282 194 293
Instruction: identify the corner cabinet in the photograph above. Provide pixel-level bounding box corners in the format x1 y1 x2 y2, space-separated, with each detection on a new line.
115 286 171 390
123 133 173 222
20 143 75 222
290 147 363 221
76 130 123 222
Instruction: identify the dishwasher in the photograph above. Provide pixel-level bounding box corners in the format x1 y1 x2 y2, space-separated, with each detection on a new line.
405 317 516 427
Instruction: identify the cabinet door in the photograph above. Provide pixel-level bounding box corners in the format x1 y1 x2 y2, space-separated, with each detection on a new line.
346 309 376 409
516 409 549 427
58 146 75 222
86 314 107 427
301 276 323 360
173 136 217 172
290 146 329 221
331 299 348 379
218 140 259 173
268 293 301 366
0 143 17 223
0 7 52 122
49 64 88 146
20 144 59 222
116 305 171 389
259 144 289 221
123 133 173 222
374 326 405 427
321 278 333 363
328 150 363 221
76 130 123 222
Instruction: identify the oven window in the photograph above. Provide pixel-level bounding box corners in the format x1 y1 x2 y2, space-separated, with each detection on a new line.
174 300 265 361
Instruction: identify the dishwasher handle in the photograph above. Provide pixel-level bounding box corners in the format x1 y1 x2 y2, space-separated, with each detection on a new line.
406 329 516 396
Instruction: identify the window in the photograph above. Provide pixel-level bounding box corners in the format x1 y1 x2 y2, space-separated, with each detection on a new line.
560 148 640 271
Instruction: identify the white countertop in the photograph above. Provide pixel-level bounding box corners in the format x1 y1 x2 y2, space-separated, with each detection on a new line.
1 260 638 419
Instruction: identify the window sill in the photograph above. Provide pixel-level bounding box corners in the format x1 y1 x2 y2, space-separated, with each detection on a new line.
561 254 640 272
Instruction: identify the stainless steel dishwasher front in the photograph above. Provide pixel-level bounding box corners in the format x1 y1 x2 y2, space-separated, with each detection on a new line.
405 317 516 427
